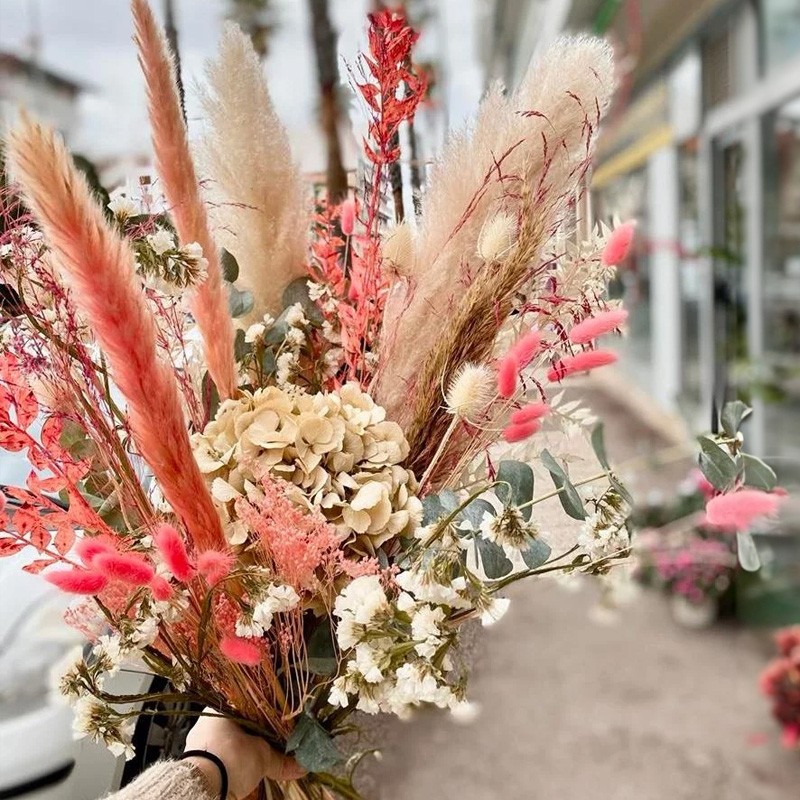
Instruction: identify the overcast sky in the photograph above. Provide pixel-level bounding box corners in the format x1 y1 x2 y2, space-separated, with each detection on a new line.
0 0 483 171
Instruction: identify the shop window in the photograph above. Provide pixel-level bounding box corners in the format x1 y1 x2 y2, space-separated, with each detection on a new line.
759 0 800 72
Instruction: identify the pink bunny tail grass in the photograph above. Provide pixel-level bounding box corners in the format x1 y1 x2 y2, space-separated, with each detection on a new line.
547 349 618 382
503 420 540 443
340 197 356 236
508 331 542 368
705 489 783 531
6 116 226 553
45 568 108 595
132 0 236 400
220 636 262 666
154 523 196 582
602 220 636 266
149 575 174 601
94 552 155 586
569 309 629 345
497 355 519 399
75 534 119 567
510 402 549 426
197 550 234 585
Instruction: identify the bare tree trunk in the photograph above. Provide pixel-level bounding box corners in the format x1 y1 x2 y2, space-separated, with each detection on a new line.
163 0 186 121
307 0 348 202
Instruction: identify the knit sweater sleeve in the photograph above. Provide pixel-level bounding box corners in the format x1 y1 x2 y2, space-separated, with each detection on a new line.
103 760 215 800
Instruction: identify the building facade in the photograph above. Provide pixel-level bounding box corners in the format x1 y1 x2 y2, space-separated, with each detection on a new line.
483 0 800 482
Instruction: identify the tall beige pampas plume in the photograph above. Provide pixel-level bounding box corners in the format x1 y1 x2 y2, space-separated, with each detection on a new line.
374 37 615 426
132 0 237 400
373 37 616 476
196 23 307 322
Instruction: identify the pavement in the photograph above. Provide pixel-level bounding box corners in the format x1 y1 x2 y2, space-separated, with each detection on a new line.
359 381 800 799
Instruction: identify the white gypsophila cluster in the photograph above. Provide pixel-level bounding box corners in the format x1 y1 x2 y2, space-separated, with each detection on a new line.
107 186 145 220
235 583 300 637
479 507 542 555
193 382 422 548
328 576 464 719
73 694 136 760
577 493 632 562
271 302 308 388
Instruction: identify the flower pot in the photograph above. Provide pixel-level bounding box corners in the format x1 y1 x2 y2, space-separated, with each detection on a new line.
669 594 718 629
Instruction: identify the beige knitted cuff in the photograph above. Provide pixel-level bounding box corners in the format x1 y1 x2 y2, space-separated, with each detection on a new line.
105 760 216 800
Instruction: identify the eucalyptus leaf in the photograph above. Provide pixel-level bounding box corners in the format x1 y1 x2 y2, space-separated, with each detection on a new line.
233 328 249 361
721 400 751 438
282 277 324 325
697 435 738 491
496 461 534 520
540 449 587 520
229 287 254 319
590 423 610 470
736 531 761 572
221 248 240 283
521 538 551 569
458 498 495 530
475 537 513 579
306 621 337 676
742 453 777 491
260 348 277 376
286 713 342 773
421 490 460 526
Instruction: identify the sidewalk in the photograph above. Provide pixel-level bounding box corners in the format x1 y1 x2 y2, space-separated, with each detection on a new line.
362 382 800 799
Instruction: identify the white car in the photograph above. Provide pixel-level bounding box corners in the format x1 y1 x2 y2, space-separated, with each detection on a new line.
0 455 180 799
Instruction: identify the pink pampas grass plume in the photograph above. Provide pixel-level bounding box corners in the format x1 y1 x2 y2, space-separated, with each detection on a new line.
154 523 195 582
132 0 236 399
149 575 174 601
510 402 549 425
45 568 107 595
705 489 782 531
197 550 234 586
569 309 628 345
220 635 262 666
497 355 519 399
94 552 155 586
602 220 635 266
75 534 118 567
503 420 540 443
508 331 542 367
5 116 226 552
340 198 356 236
547 349 617 382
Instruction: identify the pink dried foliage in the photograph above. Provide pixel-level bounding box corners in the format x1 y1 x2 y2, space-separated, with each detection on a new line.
705 489 782 532
568 308 628 345
154 523 196 582
547 349 618 382
602 220 636 266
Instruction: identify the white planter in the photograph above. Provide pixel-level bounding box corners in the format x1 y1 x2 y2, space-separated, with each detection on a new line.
669 594 718 629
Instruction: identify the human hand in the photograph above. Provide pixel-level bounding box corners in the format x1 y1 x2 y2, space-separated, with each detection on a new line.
184 710 305 799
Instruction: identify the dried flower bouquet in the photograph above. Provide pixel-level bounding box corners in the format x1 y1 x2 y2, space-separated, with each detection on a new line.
0 3 783 798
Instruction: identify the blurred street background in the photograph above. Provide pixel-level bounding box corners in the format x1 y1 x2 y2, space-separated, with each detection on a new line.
2 0 800 797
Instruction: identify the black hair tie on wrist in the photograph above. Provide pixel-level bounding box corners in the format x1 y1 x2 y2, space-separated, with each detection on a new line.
180 750 229 800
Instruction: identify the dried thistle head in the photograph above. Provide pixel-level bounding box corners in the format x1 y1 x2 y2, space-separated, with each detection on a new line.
445 363 494 421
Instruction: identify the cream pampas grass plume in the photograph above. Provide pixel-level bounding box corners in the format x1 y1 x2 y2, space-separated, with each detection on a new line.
6 117 226 552
196 23 307 322
375 37 616 475
132 0 237 399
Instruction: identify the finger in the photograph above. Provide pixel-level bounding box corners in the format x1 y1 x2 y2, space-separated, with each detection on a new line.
261 743 306 781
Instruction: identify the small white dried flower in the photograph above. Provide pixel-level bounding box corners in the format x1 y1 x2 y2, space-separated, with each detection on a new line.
107 193 138 219
477 212 517 262
382 222 413 274
285 303 307 328
147 229 175 255
244 323 266 343
445 363 494 420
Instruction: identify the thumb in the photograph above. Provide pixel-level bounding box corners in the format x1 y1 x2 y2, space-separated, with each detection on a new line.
260 741 306 782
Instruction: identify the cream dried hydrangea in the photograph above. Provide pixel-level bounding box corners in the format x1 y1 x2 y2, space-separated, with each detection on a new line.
192 382 422 550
